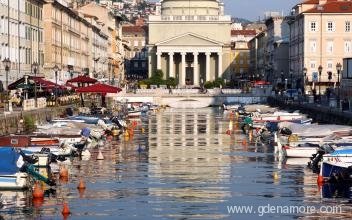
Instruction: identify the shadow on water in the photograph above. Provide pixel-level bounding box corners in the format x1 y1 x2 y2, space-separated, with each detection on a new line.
1 107 352 219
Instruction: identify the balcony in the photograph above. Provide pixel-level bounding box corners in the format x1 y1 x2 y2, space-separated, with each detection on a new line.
148 15 231 22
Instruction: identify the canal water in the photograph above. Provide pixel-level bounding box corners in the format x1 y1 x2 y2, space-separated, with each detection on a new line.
1 108 352 219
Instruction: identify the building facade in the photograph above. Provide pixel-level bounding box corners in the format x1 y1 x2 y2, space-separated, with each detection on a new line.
265 15 289 85
289 0 352 94
249 31 267 79
0 0 45 87
43 0 91 80
122 24 148 79
147 0 231 86
230 30 256 79
78 2 124 82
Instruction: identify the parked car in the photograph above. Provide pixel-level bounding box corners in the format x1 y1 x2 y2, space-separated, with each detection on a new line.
283 89 299 100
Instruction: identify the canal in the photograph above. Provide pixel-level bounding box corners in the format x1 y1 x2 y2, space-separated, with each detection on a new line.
2 108 352 219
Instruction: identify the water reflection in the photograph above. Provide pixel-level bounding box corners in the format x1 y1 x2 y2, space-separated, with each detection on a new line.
148 109 231 207
2 108 352 219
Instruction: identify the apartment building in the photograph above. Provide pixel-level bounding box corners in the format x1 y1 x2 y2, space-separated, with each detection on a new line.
230 30 256 79
0 0 45 86
79 2 124 81
43 0 91 80
249 31 268 79
265 15 289 85
122 24 147 78
289 0 352 94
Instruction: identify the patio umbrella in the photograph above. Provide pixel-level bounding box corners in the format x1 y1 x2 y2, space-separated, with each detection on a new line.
67 75 97 84
76 83 121 107
76 83 121 94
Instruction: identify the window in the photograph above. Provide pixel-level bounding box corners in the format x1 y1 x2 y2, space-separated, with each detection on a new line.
134 62 138 68
327 60 333 70
310 61 316 69
309 40 317 53
345 41 351 54
141 62 146 68
310 21 317 32
134 40 138 47
346 21 351 32
327 21 335 32
327 41 334 53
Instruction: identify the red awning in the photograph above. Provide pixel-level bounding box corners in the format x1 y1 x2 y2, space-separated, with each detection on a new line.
254 80 271 86
67 75 97 84
32 77 66 90
75 83 122 94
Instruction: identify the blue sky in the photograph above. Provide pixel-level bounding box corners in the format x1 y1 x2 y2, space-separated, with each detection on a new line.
222 0 301 20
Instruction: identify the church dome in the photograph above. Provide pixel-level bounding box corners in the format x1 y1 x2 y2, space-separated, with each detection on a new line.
161 0 222 16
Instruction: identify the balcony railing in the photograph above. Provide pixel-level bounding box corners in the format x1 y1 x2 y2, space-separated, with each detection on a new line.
149 15 231 22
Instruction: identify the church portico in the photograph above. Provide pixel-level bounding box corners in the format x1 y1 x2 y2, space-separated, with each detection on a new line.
152 42 224 86
148 0 231 87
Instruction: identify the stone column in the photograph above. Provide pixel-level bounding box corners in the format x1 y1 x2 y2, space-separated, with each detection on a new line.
169 52 174 78
218 52 223 78
193 52 199 86
156 52 162 70
180 52 186 86
205 52 211 82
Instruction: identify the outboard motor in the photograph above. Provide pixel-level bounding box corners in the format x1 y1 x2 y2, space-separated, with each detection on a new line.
308 144 335 172
280 127 292 136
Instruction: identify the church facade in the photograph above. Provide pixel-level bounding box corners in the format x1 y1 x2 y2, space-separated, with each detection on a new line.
147 0 231 86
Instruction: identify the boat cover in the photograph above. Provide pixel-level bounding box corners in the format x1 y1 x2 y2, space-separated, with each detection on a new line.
0 147 20 175
278 122 352 137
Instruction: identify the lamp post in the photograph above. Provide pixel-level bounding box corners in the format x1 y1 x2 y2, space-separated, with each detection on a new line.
303 67 307 95
2 58 10 91
32 62 38 107
318 65 323 98
53 65 60 106
336 62 342 108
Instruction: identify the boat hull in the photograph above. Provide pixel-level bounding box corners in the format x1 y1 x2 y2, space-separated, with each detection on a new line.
0 173 28 190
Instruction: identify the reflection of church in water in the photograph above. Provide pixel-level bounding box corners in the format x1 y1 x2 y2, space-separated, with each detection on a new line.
147 109 231 201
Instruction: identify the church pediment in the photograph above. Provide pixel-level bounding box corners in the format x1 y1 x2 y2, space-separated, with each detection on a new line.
155 33 223 46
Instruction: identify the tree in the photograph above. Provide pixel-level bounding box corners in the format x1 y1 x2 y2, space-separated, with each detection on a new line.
165 77 177 88
147 69 165 86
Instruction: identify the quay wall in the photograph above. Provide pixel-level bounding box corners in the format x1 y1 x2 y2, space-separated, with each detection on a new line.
0 106 71 136
112 94 269 106
268 97 352 126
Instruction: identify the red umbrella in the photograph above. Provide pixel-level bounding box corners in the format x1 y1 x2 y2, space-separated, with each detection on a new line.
67 75 97 84
76 83 121 94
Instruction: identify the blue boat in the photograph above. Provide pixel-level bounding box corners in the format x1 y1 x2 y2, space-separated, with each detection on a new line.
68 115 100 124
320 146 352 182
0 148 28 190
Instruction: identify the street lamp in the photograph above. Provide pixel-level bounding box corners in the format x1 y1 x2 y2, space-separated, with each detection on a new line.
336 62 342 108
32 62 39 107
2 58 10 90
290 70 293 89
303 67 307 95
53 64 60 106
318 65 323 97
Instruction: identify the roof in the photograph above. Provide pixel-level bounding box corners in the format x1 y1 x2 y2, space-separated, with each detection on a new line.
122 25 146 34
231 30 257 36
304 1 352 13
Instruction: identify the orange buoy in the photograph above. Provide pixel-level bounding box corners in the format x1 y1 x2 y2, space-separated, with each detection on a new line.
242 139 247 146
317 175 324 184
62 202 71 216
59 166 69 179
77 179 86 190
32 182 44 199
132 121 137 127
